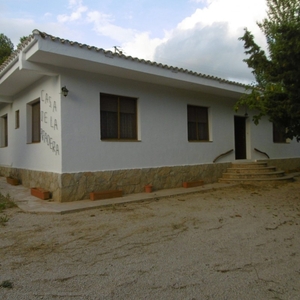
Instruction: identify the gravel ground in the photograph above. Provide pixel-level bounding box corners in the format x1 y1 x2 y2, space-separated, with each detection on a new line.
0 178 300 300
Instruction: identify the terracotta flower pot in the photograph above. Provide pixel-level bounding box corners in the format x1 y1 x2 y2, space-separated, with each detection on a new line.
144 185 153 193
31 188 51 200
6 177 19 186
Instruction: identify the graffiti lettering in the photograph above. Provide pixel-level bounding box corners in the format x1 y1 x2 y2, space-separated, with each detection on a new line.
41 90 57 112
53 101 57 112
50 117 58 130
41 111 48 123
40 89 60 156
40 129 60 155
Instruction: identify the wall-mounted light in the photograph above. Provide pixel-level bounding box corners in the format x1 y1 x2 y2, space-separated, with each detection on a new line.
61 86 69 97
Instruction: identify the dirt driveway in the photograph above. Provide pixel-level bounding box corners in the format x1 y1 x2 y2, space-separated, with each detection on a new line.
0 178 300 300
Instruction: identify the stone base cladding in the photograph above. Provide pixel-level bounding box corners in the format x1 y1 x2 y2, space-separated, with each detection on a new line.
1 158 299 202
60 163 231 202
0 166 62 201
257 158 300 173
0 163 229 202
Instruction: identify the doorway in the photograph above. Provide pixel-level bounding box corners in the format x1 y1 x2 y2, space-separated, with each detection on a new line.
234 116 247 160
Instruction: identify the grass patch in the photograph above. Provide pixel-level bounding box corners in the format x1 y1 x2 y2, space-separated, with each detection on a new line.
0 192 16 213
0 280 13 289
0 214 9 226
0 193 16 226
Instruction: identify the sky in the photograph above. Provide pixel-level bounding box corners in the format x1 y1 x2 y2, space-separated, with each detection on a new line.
0 0 268 83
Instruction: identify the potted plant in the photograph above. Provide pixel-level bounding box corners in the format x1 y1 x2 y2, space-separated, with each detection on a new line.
144 184 153 193
31 187 51 200
6 176 19 186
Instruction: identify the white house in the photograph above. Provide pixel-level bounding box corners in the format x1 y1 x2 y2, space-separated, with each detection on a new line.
0 29 299 202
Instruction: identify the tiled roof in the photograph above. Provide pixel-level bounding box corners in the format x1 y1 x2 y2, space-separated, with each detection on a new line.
0 34 35 73
0 29 247 88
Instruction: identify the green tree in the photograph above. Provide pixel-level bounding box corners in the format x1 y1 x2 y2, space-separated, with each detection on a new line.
0 34 14 65
236 0 300 141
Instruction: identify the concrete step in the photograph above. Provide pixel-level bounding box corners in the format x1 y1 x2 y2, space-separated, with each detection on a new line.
228 166 277 174
219 175 294 184
231 162 268 168
218 161 294 183
222 170 285 179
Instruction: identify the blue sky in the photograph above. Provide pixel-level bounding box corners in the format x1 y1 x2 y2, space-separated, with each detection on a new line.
0 0 268 83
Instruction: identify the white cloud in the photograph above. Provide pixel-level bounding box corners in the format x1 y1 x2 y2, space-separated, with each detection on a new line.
44 13 52 19
180 0 266 31
154 0 268 83
53 0 166 60
189 0 213 4
122 32 167 60
86 10 168 60
57 0 88 23
86 11 136 43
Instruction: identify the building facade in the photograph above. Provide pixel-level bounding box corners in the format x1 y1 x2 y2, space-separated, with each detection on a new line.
0 30 299 202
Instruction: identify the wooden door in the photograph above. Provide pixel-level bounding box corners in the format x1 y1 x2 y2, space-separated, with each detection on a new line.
234 116 246 159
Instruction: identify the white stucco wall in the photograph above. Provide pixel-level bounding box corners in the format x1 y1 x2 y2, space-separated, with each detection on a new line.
0 76 62 172
59 69 257 173
249 115 300 160
1 67 299 175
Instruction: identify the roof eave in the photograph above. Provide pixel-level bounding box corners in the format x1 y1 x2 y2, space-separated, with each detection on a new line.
0 29 248 100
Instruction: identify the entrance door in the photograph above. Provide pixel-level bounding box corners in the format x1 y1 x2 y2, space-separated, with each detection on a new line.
234 116 247 159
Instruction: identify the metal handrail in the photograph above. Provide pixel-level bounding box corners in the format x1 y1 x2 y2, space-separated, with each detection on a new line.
254 148 270 159
213 149 234 163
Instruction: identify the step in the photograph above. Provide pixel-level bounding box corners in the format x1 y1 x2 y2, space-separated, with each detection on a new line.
231 162 268 169
222 170 285 179
219 175 294 184
228 166 277 174
219 161 294 184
